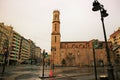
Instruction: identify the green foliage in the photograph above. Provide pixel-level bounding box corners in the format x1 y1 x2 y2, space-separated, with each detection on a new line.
93 40 103 49
93 40 99 49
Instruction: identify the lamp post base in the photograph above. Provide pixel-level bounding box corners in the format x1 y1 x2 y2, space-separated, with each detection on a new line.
107 65 115 80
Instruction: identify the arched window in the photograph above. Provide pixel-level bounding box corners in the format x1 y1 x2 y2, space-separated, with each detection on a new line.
54 14 57 20
55 36 57 43
55 24 57 31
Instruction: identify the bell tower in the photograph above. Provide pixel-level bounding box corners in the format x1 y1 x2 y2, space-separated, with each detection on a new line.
51 10 61 65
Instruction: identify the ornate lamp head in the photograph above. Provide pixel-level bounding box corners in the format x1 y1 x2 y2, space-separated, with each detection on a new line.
92 0 101 11
101 8 109 17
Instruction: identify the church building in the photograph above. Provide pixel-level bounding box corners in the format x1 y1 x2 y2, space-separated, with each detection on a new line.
51 10 112 67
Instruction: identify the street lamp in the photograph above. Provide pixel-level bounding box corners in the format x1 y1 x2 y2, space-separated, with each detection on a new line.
92 40 98 80
51 47 56 71
92 0 115 80
40 49 48 78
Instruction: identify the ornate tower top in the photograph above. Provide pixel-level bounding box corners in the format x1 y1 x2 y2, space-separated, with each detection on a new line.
53 10 60 14
53 10 60 23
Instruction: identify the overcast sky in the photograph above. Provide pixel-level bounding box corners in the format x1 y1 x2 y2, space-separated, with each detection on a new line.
0 0 120 52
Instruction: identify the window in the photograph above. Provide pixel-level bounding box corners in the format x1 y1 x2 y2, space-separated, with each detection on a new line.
55 36 57 43
55 24 57 31
54 14 57 20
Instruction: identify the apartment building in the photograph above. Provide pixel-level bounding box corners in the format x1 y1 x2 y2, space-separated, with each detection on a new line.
0 22 41 65
0 23 13 64
9 30 22 65
28 39 36 58
19 37 30 63
35 46 41 64
28 39 36 64
109 27 120 65
109 27 120 45
35 47 41 58
28 40 42 64
35 47 41 59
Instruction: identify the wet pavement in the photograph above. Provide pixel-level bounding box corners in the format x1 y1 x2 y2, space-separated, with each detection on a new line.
0 65 96 80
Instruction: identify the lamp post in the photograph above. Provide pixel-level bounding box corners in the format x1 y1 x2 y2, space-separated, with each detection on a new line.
51 47 56 72
92 40 98 80
42 49 45 77
92 0 115 80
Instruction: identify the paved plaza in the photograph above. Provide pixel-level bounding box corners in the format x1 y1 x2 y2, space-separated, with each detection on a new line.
0 64 95 80
0 64 120 80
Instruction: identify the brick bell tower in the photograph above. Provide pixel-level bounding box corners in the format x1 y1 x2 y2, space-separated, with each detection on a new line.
51 10 61 65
